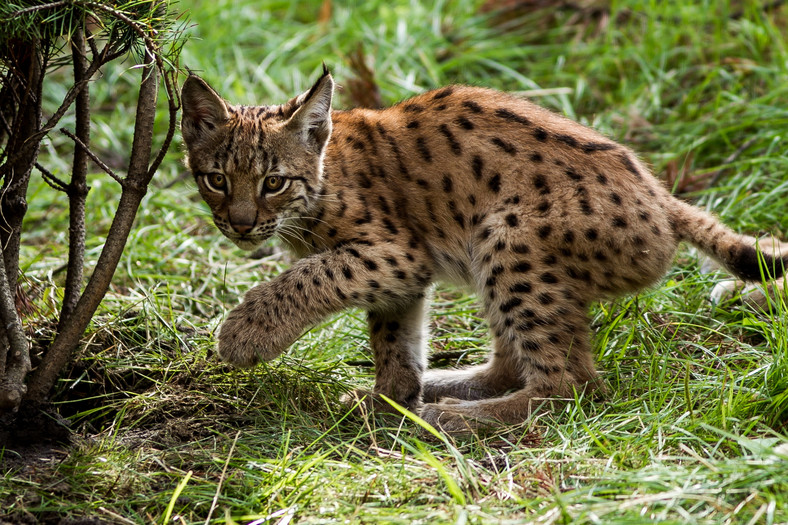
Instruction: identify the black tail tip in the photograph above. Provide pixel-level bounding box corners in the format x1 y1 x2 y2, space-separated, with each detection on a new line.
729 245 787 281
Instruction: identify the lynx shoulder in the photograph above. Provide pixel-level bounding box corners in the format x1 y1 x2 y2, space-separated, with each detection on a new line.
181 69 786 432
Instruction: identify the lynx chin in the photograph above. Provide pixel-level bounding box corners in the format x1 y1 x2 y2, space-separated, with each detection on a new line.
181 67 786 433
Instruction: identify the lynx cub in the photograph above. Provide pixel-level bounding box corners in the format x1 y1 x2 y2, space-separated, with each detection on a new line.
181 68 785 432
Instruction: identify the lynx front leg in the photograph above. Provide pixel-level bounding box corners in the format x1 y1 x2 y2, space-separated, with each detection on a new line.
218 242 433 367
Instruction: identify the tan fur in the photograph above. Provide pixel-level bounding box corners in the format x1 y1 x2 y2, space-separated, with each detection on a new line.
181 71 785 433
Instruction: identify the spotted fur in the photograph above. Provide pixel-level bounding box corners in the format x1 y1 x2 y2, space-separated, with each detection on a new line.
181 69 786 433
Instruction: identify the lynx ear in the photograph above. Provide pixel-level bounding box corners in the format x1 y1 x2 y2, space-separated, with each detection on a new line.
285 68 334 151
181 75 230 146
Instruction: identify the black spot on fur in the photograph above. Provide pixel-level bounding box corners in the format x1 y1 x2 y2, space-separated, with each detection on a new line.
538 292 554 305
533 174 550 194
456 116 475 130
620 154 642 178
488 173 501 193
565 168 583 181
555 134 579 148
584 228 598 241
382 218 399 235
442 175 453 193
433 86 454 99
510 282 532 293
582 142 617 153
462 100 483 113
439 124 462 155
500 297 523 313
472 156 484 180
406 120 420 129
537 225 552 239
416 137 432 162
495 108 531 126
491 137 517 155
512 243 530 254
505 213 518 227
512 261 532 273
533 128 548 141
530 152 543 163
358 172 373 188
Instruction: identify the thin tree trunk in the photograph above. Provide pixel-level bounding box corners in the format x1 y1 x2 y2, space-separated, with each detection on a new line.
0 240 31 411
0 40 44 293
25 65 160 404
59 25 90 331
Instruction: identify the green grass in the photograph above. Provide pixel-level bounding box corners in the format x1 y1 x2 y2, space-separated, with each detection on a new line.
3 0 788 523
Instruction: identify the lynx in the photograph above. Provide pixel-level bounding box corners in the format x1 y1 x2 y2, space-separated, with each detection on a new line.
180 67 786 433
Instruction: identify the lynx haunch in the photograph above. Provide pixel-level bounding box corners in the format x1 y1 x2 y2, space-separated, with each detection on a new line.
181 67 786 433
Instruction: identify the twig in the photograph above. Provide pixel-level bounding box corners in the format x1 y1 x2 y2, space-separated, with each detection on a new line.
204 431 241 525
0 0 70 20
0 41 125 178
35 162 68 193
60 127 125 186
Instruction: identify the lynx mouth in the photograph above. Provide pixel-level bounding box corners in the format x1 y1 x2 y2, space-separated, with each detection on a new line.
226 234 269 251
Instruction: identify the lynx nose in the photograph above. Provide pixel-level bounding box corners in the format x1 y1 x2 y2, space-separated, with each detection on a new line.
228 203 258 235
230 220 255 235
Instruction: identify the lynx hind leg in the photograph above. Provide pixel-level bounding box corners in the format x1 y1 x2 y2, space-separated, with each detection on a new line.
342 295 429 417
420 248 601 432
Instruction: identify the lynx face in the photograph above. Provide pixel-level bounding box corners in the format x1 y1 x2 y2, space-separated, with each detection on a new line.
180 72 334 250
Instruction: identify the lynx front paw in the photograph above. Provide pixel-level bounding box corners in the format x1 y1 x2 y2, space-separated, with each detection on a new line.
216 303 288 367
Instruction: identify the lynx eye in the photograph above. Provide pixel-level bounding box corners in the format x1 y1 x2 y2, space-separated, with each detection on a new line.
263 175 285 193
203 173 227 193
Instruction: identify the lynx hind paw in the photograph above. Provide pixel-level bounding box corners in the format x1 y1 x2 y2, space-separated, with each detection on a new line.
340 389 421 422
710 277 785 309
419 400 500 435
